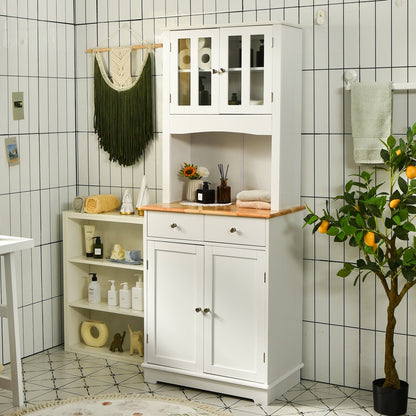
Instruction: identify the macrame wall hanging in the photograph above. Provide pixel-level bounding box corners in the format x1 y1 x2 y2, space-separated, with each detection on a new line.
92 45 154 166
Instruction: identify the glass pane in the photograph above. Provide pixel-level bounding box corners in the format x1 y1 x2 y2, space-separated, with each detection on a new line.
250 70 264 104
198 37 212 106
251 34 264 68
250 34 264 104
228 36 241 69
178 38 190 106
228 71 241 106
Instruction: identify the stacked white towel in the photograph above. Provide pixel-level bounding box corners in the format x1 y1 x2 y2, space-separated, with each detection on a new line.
236 190 271 210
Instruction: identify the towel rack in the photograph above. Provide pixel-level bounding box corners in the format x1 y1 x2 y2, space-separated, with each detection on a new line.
86 43 162 54
343 70 416 91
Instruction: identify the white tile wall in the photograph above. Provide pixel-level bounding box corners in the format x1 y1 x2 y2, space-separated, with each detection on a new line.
2 0 416 400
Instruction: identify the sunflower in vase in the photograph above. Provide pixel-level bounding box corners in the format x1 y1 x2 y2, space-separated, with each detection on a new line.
178 162 209 202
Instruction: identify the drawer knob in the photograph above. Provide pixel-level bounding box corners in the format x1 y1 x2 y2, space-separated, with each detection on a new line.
195 307 202 313
229 227 237 233
170 223 177 228
203 307 211 314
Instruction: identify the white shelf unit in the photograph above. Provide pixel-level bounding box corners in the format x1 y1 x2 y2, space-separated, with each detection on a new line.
63 210 144 364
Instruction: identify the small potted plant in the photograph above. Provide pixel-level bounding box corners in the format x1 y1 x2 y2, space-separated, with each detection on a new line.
303 123 416 416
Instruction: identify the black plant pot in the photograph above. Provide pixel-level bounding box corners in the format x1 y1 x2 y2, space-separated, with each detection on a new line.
373 378 409 416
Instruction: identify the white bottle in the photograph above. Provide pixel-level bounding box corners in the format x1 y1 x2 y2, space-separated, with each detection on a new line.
119 282 131 308
131 275 143 311
88 273 101 303
108 280 118 306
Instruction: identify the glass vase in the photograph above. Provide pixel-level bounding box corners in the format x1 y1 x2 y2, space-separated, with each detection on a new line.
217 179 231 204
186 180 203 202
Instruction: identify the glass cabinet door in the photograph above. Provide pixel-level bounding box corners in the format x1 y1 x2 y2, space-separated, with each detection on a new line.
170 30 219 114
220 26 272 114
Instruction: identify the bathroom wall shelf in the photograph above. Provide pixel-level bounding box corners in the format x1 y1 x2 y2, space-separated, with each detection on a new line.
69 299 145 318
63 210 144 363
69 256 143 271
69 342 143 365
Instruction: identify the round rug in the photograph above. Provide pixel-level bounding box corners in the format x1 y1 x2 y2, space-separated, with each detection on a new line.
7 393 224 416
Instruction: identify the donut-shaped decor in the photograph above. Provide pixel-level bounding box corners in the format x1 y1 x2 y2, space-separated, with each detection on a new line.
198 48 211 70
178 48 191 69
80 320 109 347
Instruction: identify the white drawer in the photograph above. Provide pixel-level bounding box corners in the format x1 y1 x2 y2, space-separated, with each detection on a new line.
147 211 204 241
204 216 266 246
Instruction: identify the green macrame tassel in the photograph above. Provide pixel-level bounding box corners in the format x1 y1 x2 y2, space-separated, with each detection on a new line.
94 53 153 166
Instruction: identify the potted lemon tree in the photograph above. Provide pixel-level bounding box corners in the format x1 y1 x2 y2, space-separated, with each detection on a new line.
303 123 416 416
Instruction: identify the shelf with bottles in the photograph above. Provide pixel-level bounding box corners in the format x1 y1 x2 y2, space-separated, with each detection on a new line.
68 256 144 271
69 298 144 318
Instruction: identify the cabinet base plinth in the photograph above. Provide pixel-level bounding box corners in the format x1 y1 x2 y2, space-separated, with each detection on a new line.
142 364 302 405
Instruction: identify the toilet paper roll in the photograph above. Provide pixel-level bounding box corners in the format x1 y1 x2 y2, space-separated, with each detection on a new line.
178 48 191 69
199 47 211 70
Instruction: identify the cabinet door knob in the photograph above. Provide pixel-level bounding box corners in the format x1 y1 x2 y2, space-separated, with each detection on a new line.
195 307 202 313
212 68 218 74
203 307 211 313
170 223 177 228
219 67 226 73
230 227 237 233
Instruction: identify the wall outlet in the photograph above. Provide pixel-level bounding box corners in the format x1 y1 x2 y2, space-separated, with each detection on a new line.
12 92 24 120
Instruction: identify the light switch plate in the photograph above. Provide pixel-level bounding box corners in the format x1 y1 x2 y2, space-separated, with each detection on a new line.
12 92 24 120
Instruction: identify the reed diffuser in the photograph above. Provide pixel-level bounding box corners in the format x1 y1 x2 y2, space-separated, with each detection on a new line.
217 163 231 204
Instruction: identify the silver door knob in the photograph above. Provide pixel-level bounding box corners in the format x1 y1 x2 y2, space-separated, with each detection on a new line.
203 308 211 313
195 307 202 313
230 227 237 233
170 223 177 228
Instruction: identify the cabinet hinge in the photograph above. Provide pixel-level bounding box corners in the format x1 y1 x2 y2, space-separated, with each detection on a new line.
271 92 273 103
263 352 266 363
170 42 172 52
169 93 171 103
264 272 266 283
146 260 149 270
272 37 274 48
146 334 149 344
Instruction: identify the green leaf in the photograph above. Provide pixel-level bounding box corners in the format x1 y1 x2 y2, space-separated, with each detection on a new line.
354 230 364 244
337 263 354 277
403 222 416 232
361 171 371 182
368 217 376 229
387 135 396 149
402 267 416 282
393 215 402 225
304 214 319 225
398 176 409 193
407 126 413 141
399 208 409 221
385 217 395 228
326 227 339 236
335 231 347 242
380 148 390 162
356 213 365 228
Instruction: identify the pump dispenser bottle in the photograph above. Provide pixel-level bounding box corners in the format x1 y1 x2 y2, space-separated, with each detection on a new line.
88 273 101 303
119 282 131 308
131 274 143 311
107 280 118 306
93 236 103 259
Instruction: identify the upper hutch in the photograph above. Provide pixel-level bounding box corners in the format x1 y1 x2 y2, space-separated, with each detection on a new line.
161 21 302 211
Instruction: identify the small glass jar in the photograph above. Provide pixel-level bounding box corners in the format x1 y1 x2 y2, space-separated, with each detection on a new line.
217 179 231 204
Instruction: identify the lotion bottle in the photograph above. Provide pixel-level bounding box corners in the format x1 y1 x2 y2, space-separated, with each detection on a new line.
131 274 143 311
119 282 131 308
107 280 118 306
93 236 103 259
88 273 101 303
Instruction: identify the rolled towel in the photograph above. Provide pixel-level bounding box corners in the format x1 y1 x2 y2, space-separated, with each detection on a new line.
236 200 271 210
84 194 120 214
236 190 271 203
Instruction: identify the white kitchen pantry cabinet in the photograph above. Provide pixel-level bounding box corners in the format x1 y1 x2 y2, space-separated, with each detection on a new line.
143 209 304 404
143 20 303 404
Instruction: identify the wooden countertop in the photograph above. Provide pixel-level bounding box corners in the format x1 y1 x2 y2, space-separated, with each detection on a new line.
142 202 305 219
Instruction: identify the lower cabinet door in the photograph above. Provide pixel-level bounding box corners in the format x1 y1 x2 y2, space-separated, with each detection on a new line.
147 241 204 371
203 245 267 382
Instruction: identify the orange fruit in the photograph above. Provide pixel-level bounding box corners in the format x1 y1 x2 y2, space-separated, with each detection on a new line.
373 243 377 252
396 149 401 156
318 220 329 234
389 199 400 209
355 204 359 211
406 165 416 179
364 231 375 246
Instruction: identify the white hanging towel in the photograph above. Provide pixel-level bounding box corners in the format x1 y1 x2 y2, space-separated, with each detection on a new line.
350 81 392 164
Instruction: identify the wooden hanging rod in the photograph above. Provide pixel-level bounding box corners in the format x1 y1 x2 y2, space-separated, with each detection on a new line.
86 43 163 54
